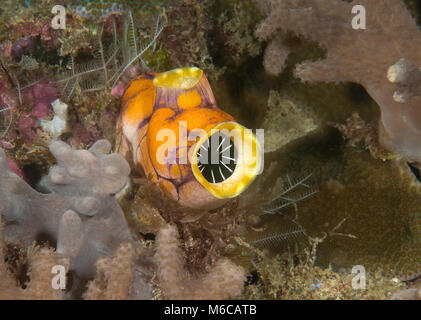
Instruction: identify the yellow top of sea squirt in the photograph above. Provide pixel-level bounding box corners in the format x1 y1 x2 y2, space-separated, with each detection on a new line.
153 67 203 89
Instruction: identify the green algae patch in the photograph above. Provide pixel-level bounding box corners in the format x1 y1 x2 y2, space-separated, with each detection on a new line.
289 144 421 282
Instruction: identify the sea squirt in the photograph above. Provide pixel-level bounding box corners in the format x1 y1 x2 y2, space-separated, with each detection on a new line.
118 67 262 209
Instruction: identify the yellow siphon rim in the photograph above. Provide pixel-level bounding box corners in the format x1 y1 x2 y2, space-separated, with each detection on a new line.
190 122 262 199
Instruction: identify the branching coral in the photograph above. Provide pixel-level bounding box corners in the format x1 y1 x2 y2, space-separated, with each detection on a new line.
255 0 421 162
84 242 151 300
261 34 290 77
1 216 153 300
0 218 69 300
155 224 246 300
0 139 135 279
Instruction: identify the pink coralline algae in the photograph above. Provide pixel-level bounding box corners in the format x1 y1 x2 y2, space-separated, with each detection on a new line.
111 82 126 98
255 0 421 163
22 79 58 143
111 65 140 98
69 122 101 149
18 113 38 144
32 102 52 120
2 79 58 144
24 79 58 109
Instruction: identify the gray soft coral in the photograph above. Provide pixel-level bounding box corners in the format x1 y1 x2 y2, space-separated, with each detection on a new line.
0 139 133 279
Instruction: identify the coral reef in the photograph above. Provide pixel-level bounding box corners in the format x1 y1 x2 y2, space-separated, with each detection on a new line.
0 139 134 279
255 0 421 162
1 0 419 301
155 224 246 299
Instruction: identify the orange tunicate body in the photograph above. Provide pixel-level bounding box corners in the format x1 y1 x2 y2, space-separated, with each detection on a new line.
118 68 235 209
